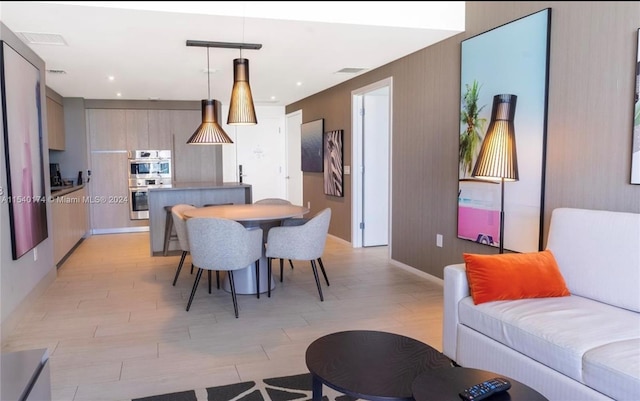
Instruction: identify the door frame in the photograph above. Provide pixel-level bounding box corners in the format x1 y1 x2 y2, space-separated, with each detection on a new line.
285 109 303 205
351 77 393 249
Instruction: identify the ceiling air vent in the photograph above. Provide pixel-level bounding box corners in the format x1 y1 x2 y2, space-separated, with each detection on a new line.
46 69 67 75
335 67 366 74
17 32 67 46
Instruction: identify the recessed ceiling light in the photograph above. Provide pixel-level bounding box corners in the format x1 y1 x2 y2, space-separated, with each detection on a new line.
116 92 122 97
270 96 276 100
296 82 302 86
108 76 115 81
202 68 218 74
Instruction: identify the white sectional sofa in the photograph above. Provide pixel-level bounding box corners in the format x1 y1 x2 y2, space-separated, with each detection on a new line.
443 208 640 401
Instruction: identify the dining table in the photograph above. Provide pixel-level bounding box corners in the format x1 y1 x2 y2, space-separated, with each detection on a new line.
182 203 309 294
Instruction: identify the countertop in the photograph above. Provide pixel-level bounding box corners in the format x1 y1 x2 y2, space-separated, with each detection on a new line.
51 184 85 198
147 182 251 191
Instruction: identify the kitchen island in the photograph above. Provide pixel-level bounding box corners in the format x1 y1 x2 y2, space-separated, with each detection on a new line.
147 182 252 256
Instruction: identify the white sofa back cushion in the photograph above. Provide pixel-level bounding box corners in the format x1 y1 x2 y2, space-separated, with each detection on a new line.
546 208 640 312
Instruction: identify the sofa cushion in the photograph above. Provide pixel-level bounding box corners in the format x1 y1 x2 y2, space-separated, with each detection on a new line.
583 339 640 401
546 208 640 312
463 250 570 305
458 294 640 383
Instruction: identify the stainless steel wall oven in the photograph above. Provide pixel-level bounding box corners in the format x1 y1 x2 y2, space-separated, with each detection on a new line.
128 150 172 220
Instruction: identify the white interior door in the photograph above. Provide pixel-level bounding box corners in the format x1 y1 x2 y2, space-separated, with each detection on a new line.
222 106 286 202
285 110 303 206
363 87 390 246
352 78 392 248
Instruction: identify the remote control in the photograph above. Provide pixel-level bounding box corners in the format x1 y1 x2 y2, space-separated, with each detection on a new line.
458 377 511 401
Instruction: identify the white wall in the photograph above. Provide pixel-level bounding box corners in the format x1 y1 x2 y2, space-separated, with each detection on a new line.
0 22 57 342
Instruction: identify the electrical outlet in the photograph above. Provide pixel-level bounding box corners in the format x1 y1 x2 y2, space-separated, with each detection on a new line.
436 234 443 248
344 165 351 175
307 201 311 209
33 247 38 261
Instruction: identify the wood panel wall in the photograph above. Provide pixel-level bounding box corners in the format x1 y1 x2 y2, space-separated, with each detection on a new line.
286 1 640 279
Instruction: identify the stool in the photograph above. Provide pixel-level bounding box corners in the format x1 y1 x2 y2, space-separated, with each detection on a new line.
163 205 179 256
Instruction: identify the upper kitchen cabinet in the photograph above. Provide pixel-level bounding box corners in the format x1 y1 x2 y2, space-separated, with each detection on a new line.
148 109 173 150
87 108 151 151
87 109 127 151
125 109 149 150
46 91 65 150
171 109 223 183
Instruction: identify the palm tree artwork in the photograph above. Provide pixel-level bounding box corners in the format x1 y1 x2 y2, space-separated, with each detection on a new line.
459 80 487 178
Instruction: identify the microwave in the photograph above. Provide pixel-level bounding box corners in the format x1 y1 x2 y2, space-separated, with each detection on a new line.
128 150 171 179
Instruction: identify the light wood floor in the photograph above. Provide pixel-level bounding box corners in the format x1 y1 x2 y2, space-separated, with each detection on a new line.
2 232 444 401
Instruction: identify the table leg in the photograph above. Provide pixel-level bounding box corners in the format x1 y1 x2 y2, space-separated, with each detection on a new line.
221 255 275 294
311 375 323 401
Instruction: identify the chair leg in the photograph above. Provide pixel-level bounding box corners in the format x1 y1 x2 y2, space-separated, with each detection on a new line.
208 270 212 294
172 251 187 286
216 271 220 289
228 271 239 318
255 260 260 299
279 258 284 283
288 259 295 269
317 257 330 286
191 264 194 274
186 268 203 311
267 258 272 298
310 260 324 302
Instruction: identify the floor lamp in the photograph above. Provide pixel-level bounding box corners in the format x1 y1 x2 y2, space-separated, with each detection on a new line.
471 94 519 253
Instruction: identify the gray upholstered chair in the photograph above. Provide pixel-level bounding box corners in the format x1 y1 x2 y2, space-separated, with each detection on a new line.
186 217 263 318
265 208 331 301
254 197 296 269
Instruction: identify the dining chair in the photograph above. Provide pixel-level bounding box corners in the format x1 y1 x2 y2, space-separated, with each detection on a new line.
254 198 296 269
265 208 331 301
185 217 263 318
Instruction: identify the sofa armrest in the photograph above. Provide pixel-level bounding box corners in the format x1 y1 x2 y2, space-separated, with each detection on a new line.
443 263 470 361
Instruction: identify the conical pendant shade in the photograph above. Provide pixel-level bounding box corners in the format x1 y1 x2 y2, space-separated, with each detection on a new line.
227 58 258 125
187 100 233 144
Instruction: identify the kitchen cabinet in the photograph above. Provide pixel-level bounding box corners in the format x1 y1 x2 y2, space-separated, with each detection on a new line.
171 109 223 183
148 109 173 150
87 109 127 151
88 152 147 232
125 109 149 150
46 96 65 150
51 186 89 264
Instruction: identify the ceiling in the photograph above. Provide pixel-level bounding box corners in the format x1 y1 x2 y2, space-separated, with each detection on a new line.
1 1 465 106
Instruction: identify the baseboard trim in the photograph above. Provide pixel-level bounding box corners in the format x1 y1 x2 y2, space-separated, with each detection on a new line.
389 258 444 286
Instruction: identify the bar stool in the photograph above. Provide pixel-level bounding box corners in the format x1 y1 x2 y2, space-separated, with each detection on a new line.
162 205 179 256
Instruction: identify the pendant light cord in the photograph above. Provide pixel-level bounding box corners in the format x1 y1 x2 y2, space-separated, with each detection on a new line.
207 46 211 98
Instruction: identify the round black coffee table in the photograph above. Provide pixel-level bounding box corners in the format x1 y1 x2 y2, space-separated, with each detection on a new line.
305 330 452 401
412 367 548 401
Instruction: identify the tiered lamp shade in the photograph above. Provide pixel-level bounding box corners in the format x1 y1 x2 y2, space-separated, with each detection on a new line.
187 99 233 144
227 58 258 125
472 94 519 181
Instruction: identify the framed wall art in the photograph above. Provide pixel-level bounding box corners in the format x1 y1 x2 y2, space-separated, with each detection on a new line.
324 129 344 197
457 8 551 253
632 28 640 184
1 41 49 260
301 118 323 172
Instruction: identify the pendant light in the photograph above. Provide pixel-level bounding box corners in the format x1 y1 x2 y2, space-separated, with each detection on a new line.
227 56 258 125
187 46 233 144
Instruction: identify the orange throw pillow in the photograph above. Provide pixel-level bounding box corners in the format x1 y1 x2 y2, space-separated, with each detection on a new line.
463 250 570 305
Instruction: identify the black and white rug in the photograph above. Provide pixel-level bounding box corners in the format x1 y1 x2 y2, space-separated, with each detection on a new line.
132 373 358 401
